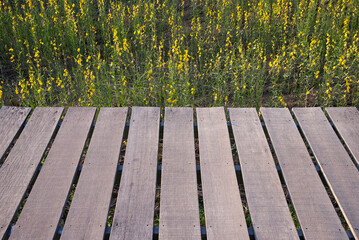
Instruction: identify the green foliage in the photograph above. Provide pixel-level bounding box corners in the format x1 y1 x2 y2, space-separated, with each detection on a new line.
0 0 358 107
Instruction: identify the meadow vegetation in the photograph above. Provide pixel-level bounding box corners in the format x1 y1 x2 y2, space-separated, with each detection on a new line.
0 0 358 108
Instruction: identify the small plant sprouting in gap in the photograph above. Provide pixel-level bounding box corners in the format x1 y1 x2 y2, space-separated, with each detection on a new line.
154 185 161 227
282 185 301 229
157 139 163 165
107 183 119 227
198 184 206 227
58 183 77 228
119 141 127 165
10 191 29 228
230 138 240 165
324 185 350 230
79 136 92 166
239 183 252 228
195 139 200 165
288 203 301 229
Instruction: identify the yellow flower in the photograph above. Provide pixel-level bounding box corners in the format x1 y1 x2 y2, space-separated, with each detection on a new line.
76 56 82 66
306 91 310 95
63 69 69 77
123 38 129 53
34 50 40 58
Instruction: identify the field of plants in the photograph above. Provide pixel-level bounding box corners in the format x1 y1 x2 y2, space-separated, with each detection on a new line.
0 0 358 108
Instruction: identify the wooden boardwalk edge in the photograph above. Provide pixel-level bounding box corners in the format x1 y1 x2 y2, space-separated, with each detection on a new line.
110 107 160 240
261 107 347 240
0 106 358 239
10 107 96 240
197 107 249 240
159 107 201 240
0 106 31 162
293 107 359 239
326 107 359 167
229 108 298 240
61 107 128 240
0 107 63 238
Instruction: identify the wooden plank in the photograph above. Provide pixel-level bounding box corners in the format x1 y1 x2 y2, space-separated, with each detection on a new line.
326 107 359 166
61 107 128 239
229 108 299 240
0 106 31 161
0 107 63 238
293 107 359 239
197 107 249 240
10 107 96 240
159 107 201 240
261 108 347 240
110 107 160 240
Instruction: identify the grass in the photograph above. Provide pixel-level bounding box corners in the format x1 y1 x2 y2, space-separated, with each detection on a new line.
0 0 358 108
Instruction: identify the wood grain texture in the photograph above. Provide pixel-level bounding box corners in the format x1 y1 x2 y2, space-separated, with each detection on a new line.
159 107 201 240
261 108 347 240
326 107 359 166
0 107 63 238
110 107 160 240
0 106 31 161
293 107 359 239
61 108 127 240
229 108 299 240
10 107 96 240
197 107 249 240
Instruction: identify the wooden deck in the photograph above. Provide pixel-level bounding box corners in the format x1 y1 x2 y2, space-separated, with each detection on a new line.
0 106 358 240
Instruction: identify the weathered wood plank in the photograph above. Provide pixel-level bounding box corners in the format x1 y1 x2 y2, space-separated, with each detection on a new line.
110 107 160 240
10 107 96 240
293 107 359 239
0 107 63 238
326 107 359 166
159 107 201 240
60 108 127 239
261 108 347 240
197 107 249 240
0 106 31 161
229 108 298 240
